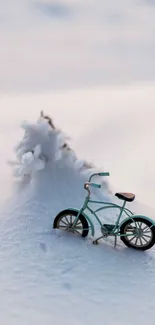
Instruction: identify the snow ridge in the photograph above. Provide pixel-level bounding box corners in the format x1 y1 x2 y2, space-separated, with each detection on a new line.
10 112 110 193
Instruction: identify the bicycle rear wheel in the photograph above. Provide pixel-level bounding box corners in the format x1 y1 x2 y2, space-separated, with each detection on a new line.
120 217 155 251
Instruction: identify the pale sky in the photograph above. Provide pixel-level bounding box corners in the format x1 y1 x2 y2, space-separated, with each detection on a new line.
1 0 155 92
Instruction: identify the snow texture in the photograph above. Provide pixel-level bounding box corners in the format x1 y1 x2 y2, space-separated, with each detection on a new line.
1 0 155 323
0 113 155 325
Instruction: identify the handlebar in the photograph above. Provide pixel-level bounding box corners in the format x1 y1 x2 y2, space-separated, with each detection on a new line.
85 172 110 196
88 172 110 182
88 182 101 188
84 182 100 196
98 172 110 177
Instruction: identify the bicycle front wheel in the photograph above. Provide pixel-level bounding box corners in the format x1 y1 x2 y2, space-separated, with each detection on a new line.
120 217 155 251
53 209 89 237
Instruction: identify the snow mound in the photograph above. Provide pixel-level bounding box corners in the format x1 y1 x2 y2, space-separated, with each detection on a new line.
9 112 109 193
0 113 155 325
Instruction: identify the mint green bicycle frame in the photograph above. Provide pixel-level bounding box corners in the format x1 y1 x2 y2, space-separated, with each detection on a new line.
72 194 134 236
70 172 153 238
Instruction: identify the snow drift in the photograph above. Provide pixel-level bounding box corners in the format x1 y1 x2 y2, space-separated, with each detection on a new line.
9 111 110 200
0 112 155 325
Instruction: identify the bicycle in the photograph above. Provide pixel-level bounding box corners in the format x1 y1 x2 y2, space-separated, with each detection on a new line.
53 172 155 250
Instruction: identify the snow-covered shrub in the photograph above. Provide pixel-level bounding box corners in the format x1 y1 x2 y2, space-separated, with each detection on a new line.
10 112 96 181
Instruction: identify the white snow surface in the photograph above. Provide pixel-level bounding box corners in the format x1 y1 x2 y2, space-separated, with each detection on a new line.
0 111 155 325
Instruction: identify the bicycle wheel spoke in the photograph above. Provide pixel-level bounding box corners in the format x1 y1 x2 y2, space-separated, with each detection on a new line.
139 237 143 246
138 237 141 246
141 236 149 243
128 235 136 243
60 220 68 226
134 222 138 229
74 221 81 226
135 237 138 245
65 216 70 224
143 234 151 238
142 225 151 232
74 229 82 235
143 229 151 234
59 225 68 229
